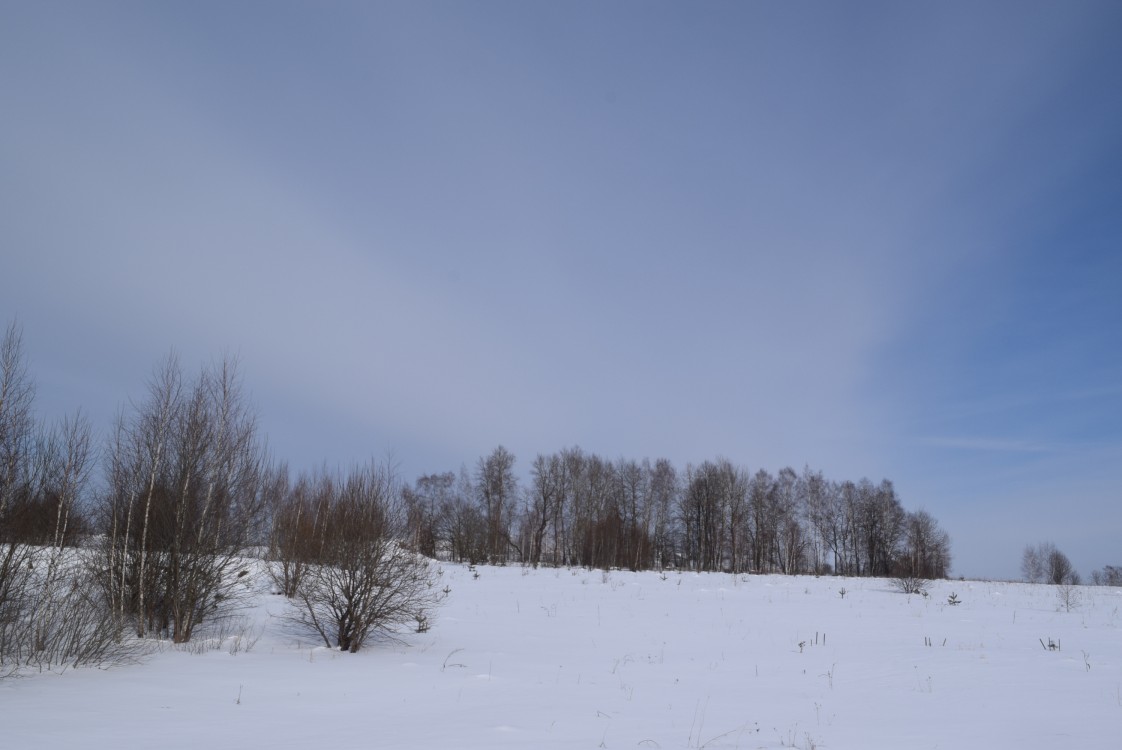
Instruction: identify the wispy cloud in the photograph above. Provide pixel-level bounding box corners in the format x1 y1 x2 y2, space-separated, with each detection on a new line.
2 1 1120 580
915 436 1055 454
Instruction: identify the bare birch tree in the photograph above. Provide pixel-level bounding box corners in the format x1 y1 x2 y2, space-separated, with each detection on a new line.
0 322 36 640
1 323 135 672
97 355 265 642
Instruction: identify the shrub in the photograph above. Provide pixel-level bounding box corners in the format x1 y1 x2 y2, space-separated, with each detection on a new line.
280 463 442 652
892 575 930 596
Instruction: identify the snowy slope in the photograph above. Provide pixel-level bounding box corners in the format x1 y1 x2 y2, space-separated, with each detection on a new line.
3 564 1121 749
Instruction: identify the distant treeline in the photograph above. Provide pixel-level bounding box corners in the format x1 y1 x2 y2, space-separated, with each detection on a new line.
400 446 953 579
2 322 954 667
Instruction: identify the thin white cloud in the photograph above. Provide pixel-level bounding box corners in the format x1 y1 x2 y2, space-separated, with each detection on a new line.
2 2 1120 579
915 436 1054 454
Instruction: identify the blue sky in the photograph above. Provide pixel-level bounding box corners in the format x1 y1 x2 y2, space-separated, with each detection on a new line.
2 1 1120 579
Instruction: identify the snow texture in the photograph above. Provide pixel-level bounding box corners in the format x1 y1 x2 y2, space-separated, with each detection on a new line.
4 563 1121 748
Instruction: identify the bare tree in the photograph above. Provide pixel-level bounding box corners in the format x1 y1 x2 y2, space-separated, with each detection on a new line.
406 444 955 585
27 414 94 633
801 467 834 574
527 454 564 567
1022 543 1046 583
898 509 951 579
834 480 861 575
1056 581 1081 612
402 472 454 559
283 462 441 652
747 469 776 573
97 355 265 642
439 466 487 564
1022 542 1077 585
774 467 806 574
614 458 651 571
267 469 321 598
563 447 592 567
572 453 618 570
647 458 679 570
1090 565 1122 587
854 479 904 577
1047 548 1078 585
0 322 36 638
1 323 137 673
476 446 518 563
10 414 133 671
681 460 742 572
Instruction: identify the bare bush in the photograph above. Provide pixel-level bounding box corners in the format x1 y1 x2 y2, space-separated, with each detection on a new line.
1 548 141 674
0 323 141 673
172 614 264 656
280 462 442 652
891 575 930 596
1056 583 1082 613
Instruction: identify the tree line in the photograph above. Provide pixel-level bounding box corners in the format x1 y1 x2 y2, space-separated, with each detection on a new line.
401 446 953 580
3 321 958 664
10 321 1122 663
1019 541 1121 587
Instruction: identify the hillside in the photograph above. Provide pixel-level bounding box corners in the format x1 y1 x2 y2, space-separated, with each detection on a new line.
4 563 1120 749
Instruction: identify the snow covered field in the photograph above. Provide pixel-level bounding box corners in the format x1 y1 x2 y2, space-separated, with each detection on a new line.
4 563 1121 749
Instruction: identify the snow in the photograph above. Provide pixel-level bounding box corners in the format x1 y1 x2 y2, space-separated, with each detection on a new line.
4 564 1121 748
